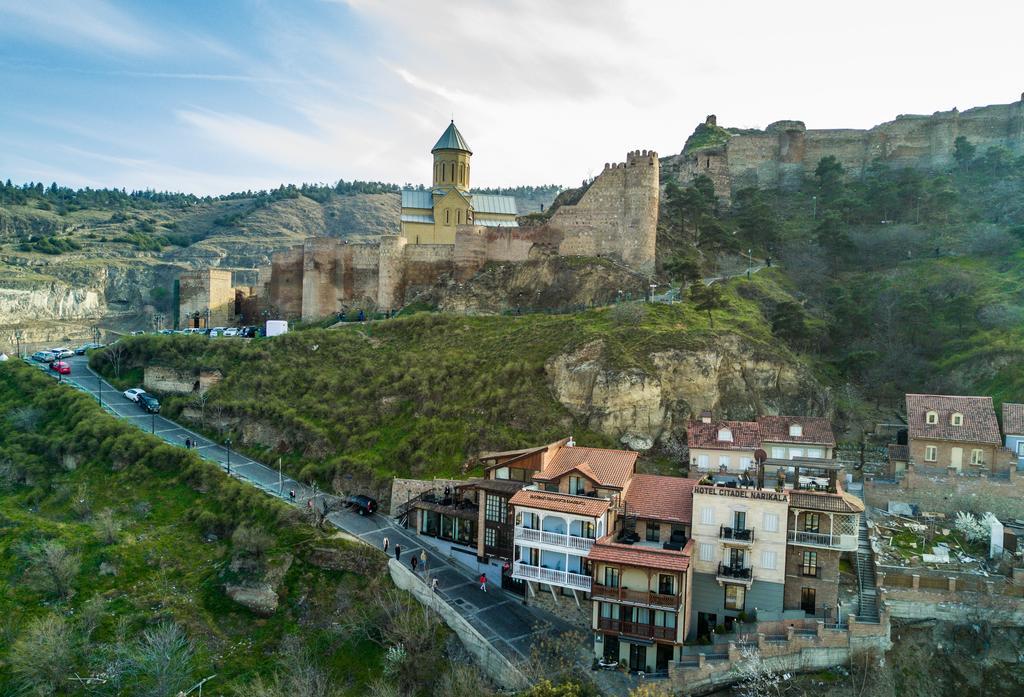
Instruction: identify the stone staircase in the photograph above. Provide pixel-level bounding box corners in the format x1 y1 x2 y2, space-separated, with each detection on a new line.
854 512 881 623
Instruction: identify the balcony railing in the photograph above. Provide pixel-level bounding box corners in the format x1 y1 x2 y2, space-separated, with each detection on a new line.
591 583 680 609
514 525 595 552
597 617 676 641
716 563 753 582
719 526 755 544
512 561 592 591
787 530 857 551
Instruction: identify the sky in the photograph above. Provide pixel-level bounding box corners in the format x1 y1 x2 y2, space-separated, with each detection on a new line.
1 0 1022 195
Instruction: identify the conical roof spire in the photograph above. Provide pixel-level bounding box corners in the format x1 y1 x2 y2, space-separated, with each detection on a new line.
431 120 472 154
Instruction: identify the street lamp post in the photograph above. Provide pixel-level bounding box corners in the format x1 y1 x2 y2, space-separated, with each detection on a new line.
225 438 232 474
151 410 155 434
14 329 22 358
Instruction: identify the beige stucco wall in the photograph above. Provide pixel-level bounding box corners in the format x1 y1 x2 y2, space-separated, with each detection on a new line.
689 446 757 472
761 441 832 460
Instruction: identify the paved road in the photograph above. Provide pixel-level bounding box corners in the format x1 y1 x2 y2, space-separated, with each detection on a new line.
31 354 572 664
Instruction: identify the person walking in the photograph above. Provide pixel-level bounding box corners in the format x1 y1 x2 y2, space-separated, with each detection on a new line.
289 489 296 501
185 437 191 449
382 536 390 554
431 578 439 593
420 549 427 573
411 556 418 573
394 544 402 562
479 573 487 592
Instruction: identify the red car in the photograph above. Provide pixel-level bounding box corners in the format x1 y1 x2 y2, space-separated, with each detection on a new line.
50 361 71 375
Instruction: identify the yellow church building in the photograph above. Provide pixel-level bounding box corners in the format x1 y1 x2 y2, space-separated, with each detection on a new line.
400 121 518 244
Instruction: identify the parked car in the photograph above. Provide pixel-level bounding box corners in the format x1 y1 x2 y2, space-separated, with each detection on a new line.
123 388 146 402
343 494 378 516
158 329 175 335
74 342 104 355
50 361 71 375
209 327 227 337
137 393 161 413
223 327 239 337
130 331 146 336
31 350 56 363
48 347 74 359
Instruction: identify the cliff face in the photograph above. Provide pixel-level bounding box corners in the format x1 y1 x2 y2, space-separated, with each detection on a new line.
545 335 826 450
671 98 1024 196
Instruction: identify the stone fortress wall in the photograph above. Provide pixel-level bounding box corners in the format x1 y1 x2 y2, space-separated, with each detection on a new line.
678 97 1024 197
257 150 660 321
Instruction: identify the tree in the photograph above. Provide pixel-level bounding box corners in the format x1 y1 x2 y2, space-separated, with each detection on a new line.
8 614 75 696
129 621 195 697
24 540 81 600
770 301 809 347
732 187 779 248
689 282 726 329
104 342 128 378
734 644 792 697
814 212 854 276
815 155 845 206
953 135 976 169
232 523 274 560
664 253 702 289
94 508 121 544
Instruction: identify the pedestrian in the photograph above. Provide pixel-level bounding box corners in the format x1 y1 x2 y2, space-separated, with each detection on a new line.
479 573 487 592
394 544 402 562
420 549 427 571
411 556 418 572
185 437 191 449
431 578 439 593
289 489 296 501
382 536 390 553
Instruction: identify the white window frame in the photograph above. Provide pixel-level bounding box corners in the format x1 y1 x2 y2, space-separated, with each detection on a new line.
761 550 776 570
700 507 714 525
807 448 823 459
697 454 710 469
763 512 779 533
719 455 731 469
924 445 937 462
699 542 715 561
926 411 938 425
1017 441 1024 456
789 424 803 437
718 428 733 442
789 448 804 460
740 457 752 469
771 447 785 459
951 412 964 426
970 449 984 465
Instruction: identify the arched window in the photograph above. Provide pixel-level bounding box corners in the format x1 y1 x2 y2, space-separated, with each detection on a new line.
926 411 938 425
457 209 462 225
459 163 465 184
445 209 450 224
951 412 963 426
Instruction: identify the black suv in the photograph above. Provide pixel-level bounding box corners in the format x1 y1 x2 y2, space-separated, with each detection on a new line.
344 494 378 516
138 393 161 413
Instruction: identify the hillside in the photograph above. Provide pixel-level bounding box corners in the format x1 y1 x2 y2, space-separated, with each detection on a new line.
92 273 827 505
0 359 507 696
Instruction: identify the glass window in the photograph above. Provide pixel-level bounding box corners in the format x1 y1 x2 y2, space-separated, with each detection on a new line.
807 448 823 458
697 454 710 468
925 446 937 462
485 495 506 523
951 412 963 426
543 483 558 493
485 528 496 547
604 567 620 588
719 455 731 469
494 466 510 480
926 411 938 424
789 424 803 437
733 511 746 530
718 428 733 442
971 449 984 465
635 608 650 625
646 524 660 542
600 602 620 619
724 584 745 610
568 476 586 495
801 551 818 577
803 513 820 533
654 610 676 628
771 447 785 459
658 574 674 595
801 587 816 614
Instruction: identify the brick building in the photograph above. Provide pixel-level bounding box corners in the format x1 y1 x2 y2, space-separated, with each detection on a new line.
905 394 1004 471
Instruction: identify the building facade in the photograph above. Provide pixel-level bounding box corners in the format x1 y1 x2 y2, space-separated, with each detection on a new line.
176 269 238 329
689 484 789 638
687 416 759 474
905 394 1004 471
1002 403 1024 471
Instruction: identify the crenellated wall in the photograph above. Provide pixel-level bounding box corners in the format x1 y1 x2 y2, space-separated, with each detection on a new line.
677 97 1024 196
546 149 659 274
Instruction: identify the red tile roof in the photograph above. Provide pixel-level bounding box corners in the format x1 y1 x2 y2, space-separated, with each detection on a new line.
756 416 836 447
624 475 699 525
906 394 1001 445
533 445 637 490
788 488 865 513
509 488 611 518
587 536 692 572
1003 403 1024 436
686 420 760 450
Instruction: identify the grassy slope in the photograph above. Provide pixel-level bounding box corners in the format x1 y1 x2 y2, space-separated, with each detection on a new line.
96 276 799 489
0 361 385 694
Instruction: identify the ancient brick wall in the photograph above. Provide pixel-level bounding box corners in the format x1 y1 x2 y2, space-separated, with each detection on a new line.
268 247 304 319
376 235 407 312
546 150 659 274
300 237 344 321
401 243 455 302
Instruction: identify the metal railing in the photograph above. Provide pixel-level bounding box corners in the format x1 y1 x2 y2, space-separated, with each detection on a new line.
514 525 595 552
719 526 754 543
716 563 752 581
512 561 592 591
597 617 676 641
787 529 857 550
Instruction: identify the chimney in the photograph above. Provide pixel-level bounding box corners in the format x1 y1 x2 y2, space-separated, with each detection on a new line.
700 411 712 424
567 435 575 447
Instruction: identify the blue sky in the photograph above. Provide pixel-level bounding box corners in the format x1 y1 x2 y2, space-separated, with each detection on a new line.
1 0 1022 195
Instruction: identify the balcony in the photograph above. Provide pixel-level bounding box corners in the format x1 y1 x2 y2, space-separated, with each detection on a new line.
719 526 755 546
591 583 680 609
787 530 857 551
597 617 676 641
514 525 595 552
716 563 753 586
512 561 592 591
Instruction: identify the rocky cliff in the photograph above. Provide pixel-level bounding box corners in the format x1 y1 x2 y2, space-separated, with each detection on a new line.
546 335 827 451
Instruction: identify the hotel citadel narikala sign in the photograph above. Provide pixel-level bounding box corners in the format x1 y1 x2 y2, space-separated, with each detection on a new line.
694 485 789 503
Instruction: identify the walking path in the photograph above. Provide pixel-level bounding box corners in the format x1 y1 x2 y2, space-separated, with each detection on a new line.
41 355 573 665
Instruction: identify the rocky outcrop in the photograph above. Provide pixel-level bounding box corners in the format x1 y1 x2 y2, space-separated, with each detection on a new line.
545 336 826 449
144 366 222 395
225 553 292 616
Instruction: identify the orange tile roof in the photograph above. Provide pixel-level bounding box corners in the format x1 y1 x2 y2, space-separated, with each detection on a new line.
533 445 637 490
624 475 699 525
787 488 865 514
906 394 1001 445
757 415 836 447
587 536 692 572
509 488 611 518
687 419 761 450
1003 403 1024 436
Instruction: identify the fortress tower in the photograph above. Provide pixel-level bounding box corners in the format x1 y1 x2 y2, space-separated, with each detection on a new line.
431 120 472 193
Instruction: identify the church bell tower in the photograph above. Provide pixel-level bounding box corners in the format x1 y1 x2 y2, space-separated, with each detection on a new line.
431 120 472 193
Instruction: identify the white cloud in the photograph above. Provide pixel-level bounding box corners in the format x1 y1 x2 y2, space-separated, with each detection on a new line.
0 0 161 54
